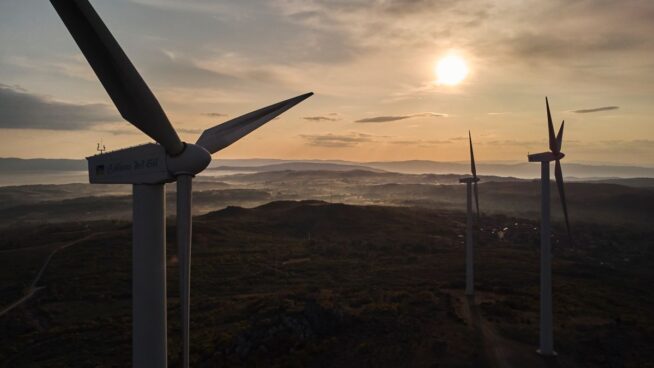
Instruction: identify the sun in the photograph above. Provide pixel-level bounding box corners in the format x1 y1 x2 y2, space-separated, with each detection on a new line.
435 55 469 86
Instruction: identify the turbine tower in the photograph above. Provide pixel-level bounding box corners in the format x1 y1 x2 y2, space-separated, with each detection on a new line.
459 131 480 296
527 97 572 356
49 1 312 367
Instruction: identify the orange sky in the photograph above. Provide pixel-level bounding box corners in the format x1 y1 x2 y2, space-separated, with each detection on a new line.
1 0 653 165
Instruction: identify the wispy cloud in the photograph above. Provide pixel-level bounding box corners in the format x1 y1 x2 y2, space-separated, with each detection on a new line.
355 112 446 123
204 112 228 117
300 132 376 147
389 139 452 147
6 54 96 82
303 114 340 122
483 139 543 147
300 131 454 148
152 50 240 89
0 84 120 130
572 106 620 114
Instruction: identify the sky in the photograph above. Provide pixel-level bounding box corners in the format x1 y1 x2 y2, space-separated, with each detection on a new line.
0 0 653 165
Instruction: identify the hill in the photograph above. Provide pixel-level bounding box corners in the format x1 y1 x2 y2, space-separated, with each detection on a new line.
0 201 652 366
1 170 652 229
0 158 87 172
210 162 383 173
363 160 654 178
3 158 654 185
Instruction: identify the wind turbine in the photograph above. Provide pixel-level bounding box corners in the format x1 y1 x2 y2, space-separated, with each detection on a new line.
49 1 312 367
459 131 480 296
527 97 572 356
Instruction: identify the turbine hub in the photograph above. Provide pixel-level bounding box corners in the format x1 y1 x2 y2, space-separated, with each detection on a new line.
167 143 212 176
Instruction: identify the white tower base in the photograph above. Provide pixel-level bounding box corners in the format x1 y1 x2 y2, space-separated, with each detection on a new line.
537 162 556 356
132 184 168 367
177 175 193 368
465 182 474 296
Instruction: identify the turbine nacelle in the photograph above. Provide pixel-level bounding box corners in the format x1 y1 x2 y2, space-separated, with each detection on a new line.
87 142 211 184
458 176 480 183
528 151 565 162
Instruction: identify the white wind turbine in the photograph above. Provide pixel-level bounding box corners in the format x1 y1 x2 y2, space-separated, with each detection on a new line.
459 131 480 296
528 97 572 356
50 1 312 366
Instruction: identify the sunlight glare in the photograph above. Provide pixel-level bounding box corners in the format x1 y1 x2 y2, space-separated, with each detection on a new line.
435 55 469 86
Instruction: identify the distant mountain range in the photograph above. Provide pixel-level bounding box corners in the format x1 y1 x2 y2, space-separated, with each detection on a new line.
210 162 385 173
2 157 654 180
0 158 87 172
364 160 654 179
211 159 654 179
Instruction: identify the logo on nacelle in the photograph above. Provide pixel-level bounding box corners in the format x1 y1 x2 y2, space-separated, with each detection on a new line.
134 158 159 170
87 143 173 184
108 162 132 174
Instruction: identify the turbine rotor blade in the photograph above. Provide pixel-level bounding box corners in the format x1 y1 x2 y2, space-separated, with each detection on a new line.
50 0 183 155
469 131 477 178
546 97 558 154
556 120 565 152
196 92 313 154
554 160 572 245
473 181 480 225
176 175 193 368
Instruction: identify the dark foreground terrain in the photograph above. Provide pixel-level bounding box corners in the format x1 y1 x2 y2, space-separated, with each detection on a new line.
1 200 652 367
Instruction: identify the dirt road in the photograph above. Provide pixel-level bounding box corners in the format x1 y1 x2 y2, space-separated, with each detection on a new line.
457 292 556 368
0 233 98 317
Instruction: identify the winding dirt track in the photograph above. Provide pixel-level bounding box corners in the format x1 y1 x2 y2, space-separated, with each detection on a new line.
458 293 556 368
0 233 98 317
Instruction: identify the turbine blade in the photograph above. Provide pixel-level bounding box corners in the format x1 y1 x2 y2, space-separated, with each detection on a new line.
469 131 477 178
546 97 558 154
176 175 193 368
50 0 183 155
196 92 313 154
556 120 565 152
554 160 572 245
473 181 480 225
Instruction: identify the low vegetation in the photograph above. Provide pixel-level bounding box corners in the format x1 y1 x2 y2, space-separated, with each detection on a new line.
1 200 652 367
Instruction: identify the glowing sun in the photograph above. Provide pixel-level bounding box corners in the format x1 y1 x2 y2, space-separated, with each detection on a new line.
435 55 469 85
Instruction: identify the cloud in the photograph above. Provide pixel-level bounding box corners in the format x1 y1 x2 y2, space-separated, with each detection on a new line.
470 1 654 86
300 131 453 148
151 50 240 89
128 0 233 14
0 84 120 130
300 132 375 147
6 54 96 82
484 139 543 147
275 0 486 51
572 106 619 114
389 139 452 147
502 32 644 62
274 0 654 93
303 114 340 122
355 112 446 123
356 116 412 123
564 139 654 163
204 112 228 117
